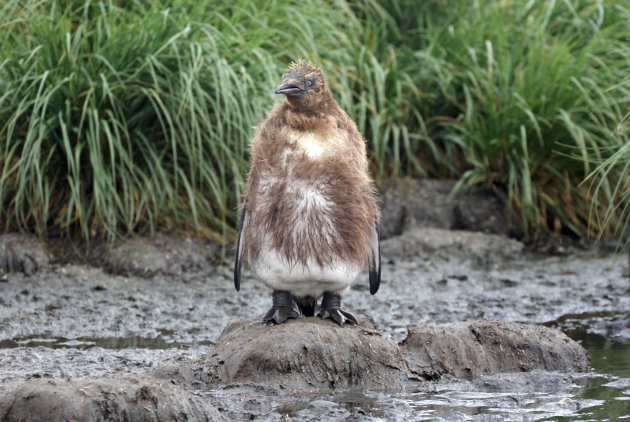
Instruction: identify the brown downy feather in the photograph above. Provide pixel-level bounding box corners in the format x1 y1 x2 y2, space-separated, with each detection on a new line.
242 61 379 268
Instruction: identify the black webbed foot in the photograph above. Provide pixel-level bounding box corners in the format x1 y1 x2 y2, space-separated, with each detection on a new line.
317 291 358 326
263 290 300 324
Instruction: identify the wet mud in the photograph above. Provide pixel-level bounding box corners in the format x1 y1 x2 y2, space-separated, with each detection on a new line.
0 226 628 420
0 374 223 422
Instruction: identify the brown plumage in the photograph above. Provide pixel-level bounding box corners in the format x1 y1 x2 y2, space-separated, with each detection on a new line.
234 60 380 325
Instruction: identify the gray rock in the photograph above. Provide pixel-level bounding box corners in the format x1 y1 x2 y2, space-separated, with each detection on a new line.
401 320 590 381
379 179 457 239
453 186 519 237
0 374 224 422
380 227 524 263
153 316 408 391
104 233 220 277
0 233 51 275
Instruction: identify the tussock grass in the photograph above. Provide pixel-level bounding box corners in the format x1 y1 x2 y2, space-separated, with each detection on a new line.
403 0 630 239
0 0 362 244
1 0 256 242
586 108 630 246
1 0 628 244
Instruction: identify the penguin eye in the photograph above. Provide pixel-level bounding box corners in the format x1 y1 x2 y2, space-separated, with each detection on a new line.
306 78 315 88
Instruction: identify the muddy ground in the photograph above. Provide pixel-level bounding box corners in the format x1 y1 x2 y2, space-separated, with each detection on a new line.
0 180 629 420
1 229 628 420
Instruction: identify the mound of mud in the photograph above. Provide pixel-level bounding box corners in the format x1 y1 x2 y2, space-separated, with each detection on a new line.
0 374 223 422
154 318 589 391
154 316 408 391
401 320 591 380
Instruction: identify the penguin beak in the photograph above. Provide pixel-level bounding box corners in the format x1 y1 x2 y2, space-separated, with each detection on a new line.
274 80 304 95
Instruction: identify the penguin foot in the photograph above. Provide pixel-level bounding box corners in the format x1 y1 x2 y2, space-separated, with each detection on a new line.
319 308 358 325
317 292 358 326
263 290 300 324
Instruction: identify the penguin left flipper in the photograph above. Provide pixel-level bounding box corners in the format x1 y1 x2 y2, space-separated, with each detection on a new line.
368 224 381 295
234 200 248 292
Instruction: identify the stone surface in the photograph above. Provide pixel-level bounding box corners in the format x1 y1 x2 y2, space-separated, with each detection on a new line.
378 179 457 239
104 233 220 277
453 186 518 237
0 233 51 275
153 317 408 391
401 320 591 381
0 374 223 422
380 227 524 263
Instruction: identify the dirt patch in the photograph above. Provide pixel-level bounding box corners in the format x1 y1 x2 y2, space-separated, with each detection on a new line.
401 320 590 381
0 374 223 422
154 316 408 391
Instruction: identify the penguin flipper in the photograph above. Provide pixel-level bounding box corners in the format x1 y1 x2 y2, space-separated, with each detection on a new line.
234 200 248 291
368 224 381 295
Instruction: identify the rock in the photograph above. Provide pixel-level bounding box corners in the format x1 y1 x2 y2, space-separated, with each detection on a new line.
453 186 518 237
378 179 457 239
380 227 524 263
0 374 223 422
104 233 220 277
154 317 408 391
0 233 51 275
400 320 590 381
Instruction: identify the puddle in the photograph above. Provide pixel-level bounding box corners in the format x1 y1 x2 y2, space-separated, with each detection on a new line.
541 311 630 421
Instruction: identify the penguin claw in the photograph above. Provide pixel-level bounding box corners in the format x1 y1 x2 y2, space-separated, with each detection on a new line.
318 308 358 326
262 306 300 324
263 290 301 324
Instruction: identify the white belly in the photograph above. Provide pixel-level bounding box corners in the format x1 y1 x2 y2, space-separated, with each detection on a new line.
252 243 361 298
249 145 362 298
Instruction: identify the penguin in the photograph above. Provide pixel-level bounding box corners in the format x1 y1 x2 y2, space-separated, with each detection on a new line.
234 60 380 325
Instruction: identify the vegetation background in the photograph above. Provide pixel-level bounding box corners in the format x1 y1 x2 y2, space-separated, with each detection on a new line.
0 0 628 247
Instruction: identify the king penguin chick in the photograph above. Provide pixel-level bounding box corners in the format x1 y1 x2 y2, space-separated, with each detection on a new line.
234 60 381 326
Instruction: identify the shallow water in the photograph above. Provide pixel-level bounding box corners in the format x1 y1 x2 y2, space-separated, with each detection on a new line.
0 251 628 420
543 314 630 422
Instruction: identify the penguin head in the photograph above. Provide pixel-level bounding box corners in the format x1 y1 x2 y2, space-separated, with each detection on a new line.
274 60 331 109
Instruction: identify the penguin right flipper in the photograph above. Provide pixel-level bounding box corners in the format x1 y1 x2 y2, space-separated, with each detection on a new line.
368 224 381 295
234 199 248 291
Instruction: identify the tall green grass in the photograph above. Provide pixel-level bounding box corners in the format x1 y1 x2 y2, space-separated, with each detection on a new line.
1 0 628 244
586 108 630 245
0 0 363 243
404 0 630 239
